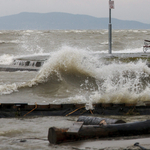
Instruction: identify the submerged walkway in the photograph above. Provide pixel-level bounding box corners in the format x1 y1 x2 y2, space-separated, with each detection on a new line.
0 52 150 72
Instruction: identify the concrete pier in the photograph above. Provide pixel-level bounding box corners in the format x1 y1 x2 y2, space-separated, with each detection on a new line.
0 55 49 71
0 52 150 72
0 65 39 71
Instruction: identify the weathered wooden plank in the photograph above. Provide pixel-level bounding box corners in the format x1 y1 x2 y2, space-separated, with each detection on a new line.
67 122 83 133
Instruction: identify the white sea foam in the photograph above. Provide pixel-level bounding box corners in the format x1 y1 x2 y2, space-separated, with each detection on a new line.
93 47 143 54
31 47 150 104
114 47 143 53
0 46 150 106
92 60 150 103
23 30 34 33
0 40 21 44
0 54 14 65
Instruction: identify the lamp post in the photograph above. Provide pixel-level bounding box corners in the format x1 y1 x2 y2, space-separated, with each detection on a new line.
108 0 114 54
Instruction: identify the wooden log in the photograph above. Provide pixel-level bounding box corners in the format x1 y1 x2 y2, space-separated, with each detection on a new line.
48 127 68 144
48 120 150 144
77 116 126 125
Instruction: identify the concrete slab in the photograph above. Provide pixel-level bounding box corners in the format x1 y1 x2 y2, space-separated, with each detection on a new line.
0 65 39 71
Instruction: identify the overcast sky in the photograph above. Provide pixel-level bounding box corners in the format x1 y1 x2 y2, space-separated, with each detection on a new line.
0 0 150 24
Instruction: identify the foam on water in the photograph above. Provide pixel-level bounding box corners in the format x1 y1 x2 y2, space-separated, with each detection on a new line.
0 40 20 44
114 47 143 53
92 47 143 54
0 46 150 106
92 60 150 104
0 54 14 65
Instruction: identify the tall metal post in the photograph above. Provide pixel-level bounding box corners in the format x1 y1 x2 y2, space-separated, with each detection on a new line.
109 0 112 54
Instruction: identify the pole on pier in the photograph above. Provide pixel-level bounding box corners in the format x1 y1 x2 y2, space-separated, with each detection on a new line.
108 0 114 54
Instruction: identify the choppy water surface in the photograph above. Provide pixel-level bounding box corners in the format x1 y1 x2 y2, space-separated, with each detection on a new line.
0 30 150 149
0 30 150 104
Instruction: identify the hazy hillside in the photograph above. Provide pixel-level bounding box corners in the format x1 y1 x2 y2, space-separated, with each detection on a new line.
0 12 149 30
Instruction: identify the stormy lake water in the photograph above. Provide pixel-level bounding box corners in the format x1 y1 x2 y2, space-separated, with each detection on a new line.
0 30 150 149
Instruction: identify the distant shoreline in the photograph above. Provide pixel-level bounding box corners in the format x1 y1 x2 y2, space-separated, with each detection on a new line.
0 12 149 30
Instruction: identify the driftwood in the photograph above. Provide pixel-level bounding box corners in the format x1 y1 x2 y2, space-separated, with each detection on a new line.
48 120 150 144
77 116 126 125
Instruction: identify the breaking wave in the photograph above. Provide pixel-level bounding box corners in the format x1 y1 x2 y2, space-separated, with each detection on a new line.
0 54 14 65
1 46 150 105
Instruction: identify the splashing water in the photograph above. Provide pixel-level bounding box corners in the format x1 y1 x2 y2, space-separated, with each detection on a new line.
0 54 14 65
0 46 150 106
